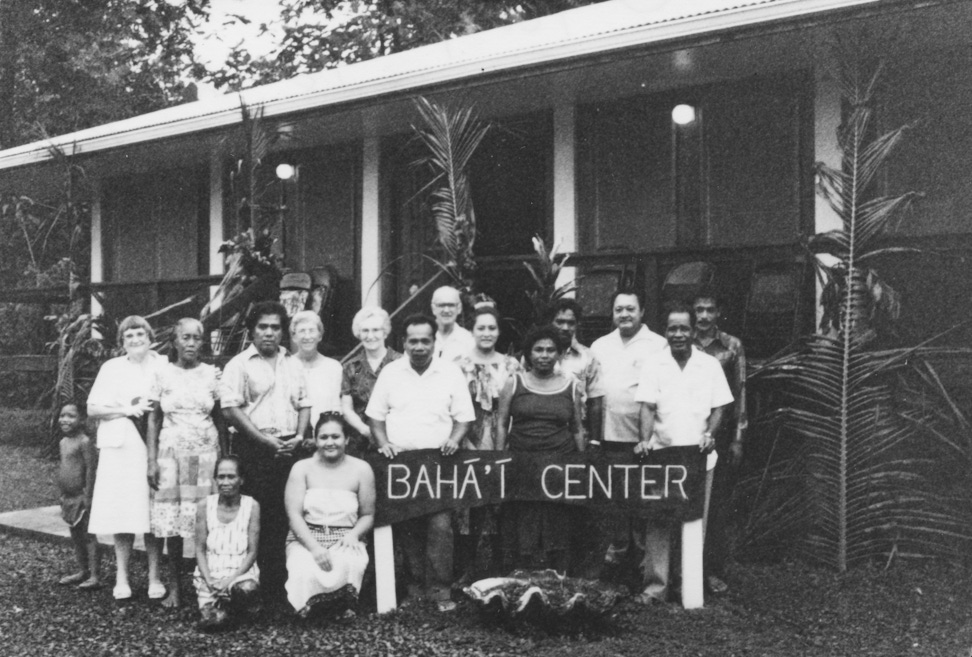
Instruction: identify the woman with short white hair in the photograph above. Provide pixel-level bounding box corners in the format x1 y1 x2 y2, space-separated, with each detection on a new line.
291 310 343 444
87 315 167 601
340 307 401 452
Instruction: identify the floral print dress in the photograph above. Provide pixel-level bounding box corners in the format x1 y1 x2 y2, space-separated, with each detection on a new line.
150 362 221 538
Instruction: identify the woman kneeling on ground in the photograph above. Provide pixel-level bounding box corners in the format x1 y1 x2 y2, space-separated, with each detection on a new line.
285 412 375 619
193 456 261 630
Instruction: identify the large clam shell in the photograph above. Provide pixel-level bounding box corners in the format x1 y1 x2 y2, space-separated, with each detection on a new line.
463 569 625 619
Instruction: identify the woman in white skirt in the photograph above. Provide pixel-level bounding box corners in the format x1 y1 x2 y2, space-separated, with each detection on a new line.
284 412 375 618
87 315 166 601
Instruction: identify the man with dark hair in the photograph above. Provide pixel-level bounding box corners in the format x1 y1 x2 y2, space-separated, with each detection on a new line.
548 298 607 577
220 300 311 599
547 298 604 444
633 302 733 604
692 288 747 595
367 313 475 611
590 289 666 572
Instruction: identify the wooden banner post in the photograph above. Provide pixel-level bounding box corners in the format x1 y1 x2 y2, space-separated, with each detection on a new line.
366 447 707 613
374 525 397 614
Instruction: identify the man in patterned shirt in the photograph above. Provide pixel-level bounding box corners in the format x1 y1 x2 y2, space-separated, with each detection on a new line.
548 298 605 576
692 288 747 595
549 298 604 444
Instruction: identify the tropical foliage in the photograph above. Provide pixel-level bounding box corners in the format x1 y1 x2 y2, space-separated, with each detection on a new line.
523 236 578 327
745 52 972 570
0 0 207 147
410 96 490 296
212 1 607 90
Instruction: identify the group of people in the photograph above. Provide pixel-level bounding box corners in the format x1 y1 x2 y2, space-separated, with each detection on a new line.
55 281 747 626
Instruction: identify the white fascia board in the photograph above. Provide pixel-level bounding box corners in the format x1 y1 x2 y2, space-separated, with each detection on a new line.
0 0 885 171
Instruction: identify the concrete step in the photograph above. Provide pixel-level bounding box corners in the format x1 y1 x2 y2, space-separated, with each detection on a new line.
0 505 195 558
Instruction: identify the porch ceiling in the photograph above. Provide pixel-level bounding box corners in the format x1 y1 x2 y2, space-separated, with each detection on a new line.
0 0 969 195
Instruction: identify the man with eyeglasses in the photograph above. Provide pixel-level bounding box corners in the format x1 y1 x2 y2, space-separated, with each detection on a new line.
430 286 474 362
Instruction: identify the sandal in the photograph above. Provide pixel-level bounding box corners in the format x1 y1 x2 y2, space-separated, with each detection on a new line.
148 582 167 599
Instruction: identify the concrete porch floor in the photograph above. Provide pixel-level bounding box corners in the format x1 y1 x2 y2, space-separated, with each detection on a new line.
0 505 195 558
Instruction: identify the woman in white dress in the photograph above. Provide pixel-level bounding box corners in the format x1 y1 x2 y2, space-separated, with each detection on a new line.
284 412 375 618
290 310 344 450
87 315 166 601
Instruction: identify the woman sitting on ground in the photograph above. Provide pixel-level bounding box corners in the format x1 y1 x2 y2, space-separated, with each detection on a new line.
285 412 375 618
193 456 261 630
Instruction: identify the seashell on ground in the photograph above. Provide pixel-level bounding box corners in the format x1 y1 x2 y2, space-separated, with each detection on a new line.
463 569 626 620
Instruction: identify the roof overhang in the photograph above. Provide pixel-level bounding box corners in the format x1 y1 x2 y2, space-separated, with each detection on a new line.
0 0 964 182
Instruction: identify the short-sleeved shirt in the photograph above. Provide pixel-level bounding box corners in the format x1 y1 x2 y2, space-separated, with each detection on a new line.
695 330 748 436
366 357 475 451
219 344 310 435
301 354 344 430
341 348 402 421
635 346 733 468
590 325 667 443
559 340 605 402
434 325 475 362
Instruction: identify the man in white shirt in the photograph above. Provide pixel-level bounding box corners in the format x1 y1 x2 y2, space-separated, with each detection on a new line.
431 285 474 361
633 302 733 604
590 290 667 446
367 314 474 610
590 289 666 570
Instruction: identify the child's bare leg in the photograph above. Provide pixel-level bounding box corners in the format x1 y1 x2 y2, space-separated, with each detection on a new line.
71 525 90 574
113 533 134 595
161 537 183 608
145 532 164 589
80 534 101 587
58 525 90 584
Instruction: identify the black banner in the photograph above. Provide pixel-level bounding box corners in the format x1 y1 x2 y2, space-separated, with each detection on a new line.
364 446 706 526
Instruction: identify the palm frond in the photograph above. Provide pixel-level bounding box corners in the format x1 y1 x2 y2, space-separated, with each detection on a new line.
411 96 490 292
747 48 972 570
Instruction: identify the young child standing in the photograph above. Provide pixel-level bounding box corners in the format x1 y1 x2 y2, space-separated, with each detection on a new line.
57 402 101 589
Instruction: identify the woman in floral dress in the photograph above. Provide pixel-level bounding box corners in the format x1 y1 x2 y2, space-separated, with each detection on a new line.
147 317 225 608
455 306 519 579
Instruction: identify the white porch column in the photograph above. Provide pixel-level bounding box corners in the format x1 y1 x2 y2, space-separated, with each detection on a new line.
552 101 577 290
90 179 103 317
209 152 225 281
361 134 382 307
814 68 843 329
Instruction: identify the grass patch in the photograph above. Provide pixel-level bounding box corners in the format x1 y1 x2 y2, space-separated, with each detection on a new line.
0 407 49 447
0 443 57 513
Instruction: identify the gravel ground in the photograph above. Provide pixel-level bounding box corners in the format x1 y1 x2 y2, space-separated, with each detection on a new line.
3 416 972 656
1 533 971 657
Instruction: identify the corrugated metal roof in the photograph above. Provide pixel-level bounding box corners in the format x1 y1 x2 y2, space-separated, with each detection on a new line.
0 0 882 170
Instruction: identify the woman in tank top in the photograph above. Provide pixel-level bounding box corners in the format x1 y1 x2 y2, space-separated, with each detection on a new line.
496 325 584 572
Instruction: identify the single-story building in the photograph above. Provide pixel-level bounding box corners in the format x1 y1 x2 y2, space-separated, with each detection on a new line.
0 0 970 357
